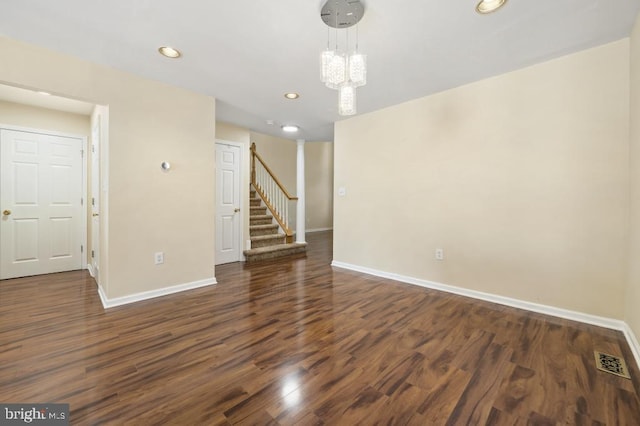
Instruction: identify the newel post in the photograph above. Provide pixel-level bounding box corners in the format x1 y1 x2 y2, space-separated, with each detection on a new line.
296 139 306 244
250 142 256 185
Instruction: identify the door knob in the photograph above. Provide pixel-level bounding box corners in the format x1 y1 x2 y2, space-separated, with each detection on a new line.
92 213 99 217
2 210 10 216
234 208 240 213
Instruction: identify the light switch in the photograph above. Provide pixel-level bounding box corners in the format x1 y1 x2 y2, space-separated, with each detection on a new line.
338 187 346 196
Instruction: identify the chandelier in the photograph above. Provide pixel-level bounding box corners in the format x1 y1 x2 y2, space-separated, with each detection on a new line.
320 0 366 116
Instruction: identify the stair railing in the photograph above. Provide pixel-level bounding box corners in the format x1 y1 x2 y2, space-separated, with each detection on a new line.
250 143 298 243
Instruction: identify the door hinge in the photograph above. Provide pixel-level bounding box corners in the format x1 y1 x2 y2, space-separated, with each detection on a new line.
91 250 95 259
81 198 84 206
92 197 95 207
81 245 84 253
81 149 84 157
92 144 96 153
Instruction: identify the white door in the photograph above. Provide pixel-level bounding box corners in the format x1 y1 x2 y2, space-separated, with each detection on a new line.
215 142 241 264
90 120 100 280
0 129 83 279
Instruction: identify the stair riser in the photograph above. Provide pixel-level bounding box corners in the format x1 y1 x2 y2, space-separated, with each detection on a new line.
250 199 261 207
245 246 306 263
251 218 272 225
251 237 286 248
250 227 279 237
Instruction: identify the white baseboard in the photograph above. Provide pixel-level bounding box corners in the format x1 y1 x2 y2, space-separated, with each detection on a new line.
87 264 95 277
307 227 333 233
97 277 217 309
331 260 639 368
622 323 640 375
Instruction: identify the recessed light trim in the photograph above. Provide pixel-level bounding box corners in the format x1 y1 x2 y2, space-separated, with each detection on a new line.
37 91 51 96
476 0 507 14
284 93 300 100
158 46 182 58
281 125 299 133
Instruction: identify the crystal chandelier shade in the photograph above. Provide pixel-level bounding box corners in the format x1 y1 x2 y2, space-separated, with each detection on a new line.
348 53 367 87
320 48 335 83
325 52 347 89
338 84 356 116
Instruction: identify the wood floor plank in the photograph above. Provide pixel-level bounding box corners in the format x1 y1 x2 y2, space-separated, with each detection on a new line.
1 231 639 424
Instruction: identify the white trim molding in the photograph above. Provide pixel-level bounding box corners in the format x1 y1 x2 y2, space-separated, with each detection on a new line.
622 323 640 374
331 260 640 369
296 139 306 244
98 278 217 309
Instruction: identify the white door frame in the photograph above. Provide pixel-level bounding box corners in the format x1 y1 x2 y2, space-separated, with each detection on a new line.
0 124 88 273
215 139 244 264
90 104 109 296
89 117 100 281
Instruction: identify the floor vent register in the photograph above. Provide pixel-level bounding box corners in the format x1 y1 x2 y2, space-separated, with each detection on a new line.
594 351 631 379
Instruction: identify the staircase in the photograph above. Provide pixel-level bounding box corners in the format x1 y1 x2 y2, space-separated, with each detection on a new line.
243 187 307 262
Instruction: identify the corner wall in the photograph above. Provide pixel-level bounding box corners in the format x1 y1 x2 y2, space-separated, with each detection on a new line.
306 142 334 231
627 15 640 348
334 40 630 319
0 36 217 301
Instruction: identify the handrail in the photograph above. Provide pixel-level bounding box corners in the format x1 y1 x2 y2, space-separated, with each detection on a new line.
250 143 298 242
251 144 298 201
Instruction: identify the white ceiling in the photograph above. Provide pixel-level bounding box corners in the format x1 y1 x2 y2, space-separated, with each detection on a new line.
0 0 639 141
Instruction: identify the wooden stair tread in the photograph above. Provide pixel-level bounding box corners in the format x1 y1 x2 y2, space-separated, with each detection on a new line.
247 181 299 260
243 242 306 257
251 234 285 242
250 224 278 230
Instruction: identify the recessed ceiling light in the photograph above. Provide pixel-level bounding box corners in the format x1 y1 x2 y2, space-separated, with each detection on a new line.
281 125 299 133
158 46 182 58
284 93 300 100
476 0 507 14
266 120 275 125
37 91 51 96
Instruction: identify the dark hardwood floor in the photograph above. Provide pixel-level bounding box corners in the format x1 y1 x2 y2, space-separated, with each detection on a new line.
1 231 639 425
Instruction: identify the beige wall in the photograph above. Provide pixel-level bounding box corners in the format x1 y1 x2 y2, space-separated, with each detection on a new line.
0 100 90 135
250 131 297 193
334 40 630 319
306 142 334 230
627 16 640 339
217 121 250 144
0 36 216 300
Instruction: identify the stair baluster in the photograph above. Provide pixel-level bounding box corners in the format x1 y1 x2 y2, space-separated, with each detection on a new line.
250 143 298 243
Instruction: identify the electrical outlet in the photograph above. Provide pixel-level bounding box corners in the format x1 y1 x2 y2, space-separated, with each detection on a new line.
435 248 444 261
155 252 164 265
